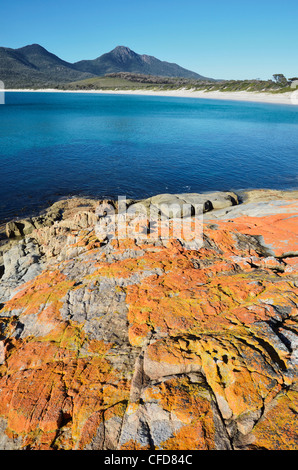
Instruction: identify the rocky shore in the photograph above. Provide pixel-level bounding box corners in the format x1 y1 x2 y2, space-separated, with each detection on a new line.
0 189 297 450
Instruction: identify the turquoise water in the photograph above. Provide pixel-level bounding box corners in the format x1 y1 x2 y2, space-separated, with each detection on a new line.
0 91 298 221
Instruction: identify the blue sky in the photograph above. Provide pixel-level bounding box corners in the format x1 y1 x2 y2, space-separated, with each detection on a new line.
1 0 297 80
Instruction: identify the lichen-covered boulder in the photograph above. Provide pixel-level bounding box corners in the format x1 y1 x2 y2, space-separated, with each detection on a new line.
0 192 297 450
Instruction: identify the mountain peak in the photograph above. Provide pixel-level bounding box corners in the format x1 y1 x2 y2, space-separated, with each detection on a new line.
17 43 48 53
109 46 136 60
112 45 133 53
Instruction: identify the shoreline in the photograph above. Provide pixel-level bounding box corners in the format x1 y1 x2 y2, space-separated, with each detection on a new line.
1 187 297 239
1 186 298 225
5 87 298 105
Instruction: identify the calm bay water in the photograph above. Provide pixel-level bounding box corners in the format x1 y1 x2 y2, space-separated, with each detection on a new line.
0 91 298 222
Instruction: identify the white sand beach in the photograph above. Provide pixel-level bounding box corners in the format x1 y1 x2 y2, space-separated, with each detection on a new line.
4 87 298 105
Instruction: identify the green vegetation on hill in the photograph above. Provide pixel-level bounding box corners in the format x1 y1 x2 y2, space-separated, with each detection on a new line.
58 72 294 94
59 75 153 91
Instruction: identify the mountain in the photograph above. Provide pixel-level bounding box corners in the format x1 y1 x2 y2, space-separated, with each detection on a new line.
0 44 209 88
73 45 206 79
0 44 95 87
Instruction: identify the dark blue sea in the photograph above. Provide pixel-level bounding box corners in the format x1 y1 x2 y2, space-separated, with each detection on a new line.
0 91 298 222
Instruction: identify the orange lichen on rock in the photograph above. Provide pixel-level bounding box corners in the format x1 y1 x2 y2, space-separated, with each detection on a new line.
0 332 130 449
0 194 297 449
1 270 75 317
120 440 152 450
144 377 216 450
249 390 298 450
207 211 298 258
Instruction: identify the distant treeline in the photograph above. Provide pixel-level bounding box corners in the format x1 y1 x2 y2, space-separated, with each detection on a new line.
55 72 297 94
4 71 296 94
